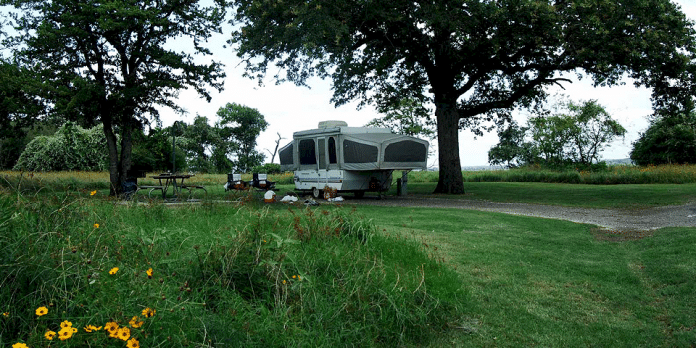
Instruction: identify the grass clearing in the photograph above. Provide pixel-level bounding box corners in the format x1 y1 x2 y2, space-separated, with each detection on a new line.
399 182 696 208
355 206 696 347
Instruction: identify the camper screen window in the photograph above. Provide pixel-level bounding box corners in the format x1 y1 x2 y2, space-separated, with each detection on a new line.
328 137 337 164
299 139 317 165
385 141 427 162
279 144 294 166
344 140 378 163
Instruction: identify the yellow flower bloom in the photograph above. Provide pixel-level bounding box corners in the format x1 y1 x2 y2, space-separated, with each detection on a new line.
105 321 119 334
60 319 73 328
109 267 119 275
83 324 102 332
126 337 140 348
129 316 143 328
146 268 153 278
45 330 57 340
2 312 8 317
117 327 131 341
35 306 48 316
141 307 156 318
94 223 100 228
90 190 97 196
58 327 74 341
12 343 28 348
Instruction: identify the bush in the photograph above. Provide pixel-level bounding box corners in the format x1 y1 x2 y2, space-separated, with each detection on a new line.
251 163 281 174
13 122 108 172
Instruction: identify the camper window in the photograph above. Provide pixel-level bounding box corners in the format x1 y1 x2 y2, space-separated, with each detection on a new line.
328 137 337 164
344 140 378 163
299 139 317 165
385 140 427 163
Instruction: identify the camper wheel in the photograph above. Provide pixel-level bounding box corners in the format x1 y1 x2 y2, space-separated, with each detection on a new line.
312 187 322 199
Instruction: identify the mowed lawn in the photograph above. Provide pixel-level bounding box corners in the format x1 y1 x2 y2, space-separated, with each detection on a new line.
354 205 696 347
397 181 696 208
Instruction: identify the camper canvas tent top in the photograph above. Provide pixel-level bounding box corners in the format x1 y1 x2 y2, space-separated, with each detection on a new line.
279 121 429 198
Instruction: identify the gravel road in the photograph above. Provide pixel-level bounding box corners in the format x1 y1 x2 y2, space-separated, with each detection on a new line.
348 196 696 231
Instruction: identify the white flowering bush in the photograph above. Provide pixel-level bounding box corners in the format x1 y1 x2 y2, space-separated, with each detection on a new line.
14 123 109 171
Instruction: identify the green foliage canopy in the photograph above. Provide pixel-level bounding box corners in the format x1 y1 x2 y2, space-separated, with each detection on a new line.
365 98 436 139
230 0 696 194
489 100 626 168
2 0 227 195
0 61 46 169
215 103 268 173
631 111 696 165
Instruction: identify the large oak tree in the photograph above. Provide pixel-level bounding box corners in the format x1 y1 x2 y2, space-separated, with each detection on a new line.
230 0 696 193
2 0 227 195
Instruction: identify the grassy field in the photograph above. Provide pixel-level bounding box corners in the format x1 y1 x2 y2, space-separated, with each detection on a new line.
1 169 695 347
3 167 696 209
355 206 696 347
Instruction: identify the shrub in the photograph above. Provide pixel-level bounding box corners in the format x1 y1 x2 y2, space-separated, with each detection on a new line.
251 163 281 174
13 123 108 172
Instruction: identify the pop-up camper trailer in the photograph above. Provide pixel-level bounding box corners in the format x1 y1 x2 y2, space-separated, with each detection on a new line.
279 121 429 198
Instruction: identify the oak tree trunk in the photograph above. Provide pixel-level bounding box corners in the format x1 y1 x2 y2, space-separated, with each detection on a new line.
433 99 465 194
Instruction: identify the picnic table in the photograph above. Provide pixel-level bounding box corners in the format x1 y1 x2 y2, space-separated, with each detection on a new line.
140 173 206 200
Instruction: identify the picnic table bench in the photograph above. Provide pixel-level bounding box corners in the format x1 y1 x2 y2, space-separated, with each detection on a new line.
138 173 206 200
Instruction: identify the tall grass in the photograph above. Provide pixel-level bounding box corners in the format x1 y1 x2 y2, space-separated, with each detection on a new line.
4 165 696 196
407 164 696 184
0 190 464 347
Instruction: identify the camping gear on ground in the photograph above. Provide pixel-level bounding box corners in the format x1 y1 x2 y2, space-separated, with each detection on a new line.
263 190 276 203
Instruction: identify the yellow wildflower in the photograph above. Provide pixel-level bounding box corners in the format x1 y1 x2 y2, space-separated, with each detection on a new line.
141 307 156 318
60 319 73 328
117 327 131 341
90 190 97 196
109 267 119 275
58 327 74 341
83 324 102 332
146 268 153 278
126 337 141 348
12 343 28 348
94 223 100 228
129 316 143 328
35 306 48 316
105 321 119 334
45 330 57 340
2 312 8 317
